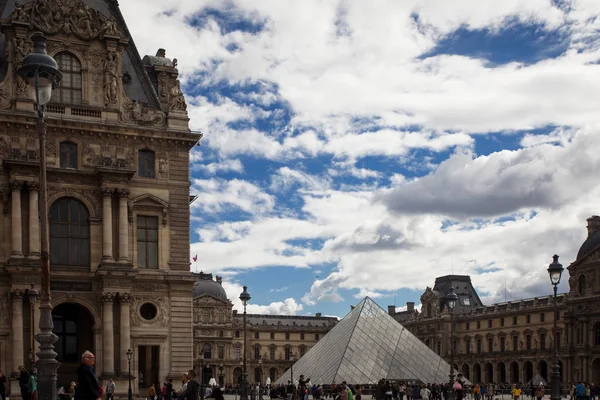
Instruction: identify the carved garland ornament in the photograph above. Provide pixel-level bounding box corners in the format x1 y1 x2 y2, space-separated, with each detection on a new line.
10 0 120 41
130 296 169 328
122 99 166 126
0 292 10 324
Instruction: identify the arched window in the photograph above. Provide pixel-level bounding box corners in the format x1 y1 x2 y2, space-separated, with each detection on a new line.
235 330 240 338
579 275 586 294
253 345 260 360
138 149 155 178
49 198 89 266
59 141 77 169
234 345 241 360
202 309 210 323
218 311 225 323
54 52 82 104
202 343 211 359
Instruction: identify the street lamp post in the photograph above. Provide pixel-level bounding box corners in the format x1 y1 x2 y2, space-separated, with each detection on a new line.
126 349 133 400
219 360 224 388
446 287 458 400
239 286 251 400
258 356 262 386
18 32 62 400
200 354 205 400
28 284 39 372
547 255 564 400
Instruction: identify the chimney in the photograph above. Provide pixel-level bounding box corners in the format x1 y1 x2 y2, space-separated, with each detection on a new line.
233 310 238 315
315 313 322 317
216 276 222 285
587 216 600 237
388 305 396 315
407 302 415 312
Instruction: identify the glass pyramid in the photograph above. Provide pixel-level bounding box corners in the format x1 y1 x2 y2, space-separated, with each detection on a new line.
276 297 450 385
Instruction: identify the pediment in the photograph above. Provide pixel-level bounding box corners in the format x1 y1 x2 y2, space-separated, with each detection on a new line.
131 193 169 208
193 293 230 306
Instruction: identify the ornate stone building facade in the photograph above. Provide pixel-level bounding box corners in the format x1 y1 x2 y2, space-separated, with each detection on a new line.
0 0 199 395
192 273 338 386
391 216 600 385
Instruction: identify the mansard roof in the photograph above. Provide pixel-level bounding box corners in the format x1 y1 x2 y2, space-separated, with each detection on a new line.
0 0 160 108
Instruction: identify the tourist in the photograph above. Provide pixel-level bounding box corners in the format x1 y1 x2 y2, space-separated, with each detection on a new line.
149 384 157 400
421 385 432 400
75 351 101 400
179 370 200 400
0 369 6 400
19 366 31 400
512 385 522 400
106 378 115 400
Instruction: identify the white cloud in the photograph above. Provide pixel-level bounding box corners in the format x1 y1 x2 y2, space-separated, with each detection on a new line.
222 281 303 315
191 178 275 216
195 159 245 175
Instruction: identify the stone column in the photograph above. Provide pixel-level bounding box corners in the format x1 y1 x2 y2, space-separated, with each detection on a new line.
10 289 25 373
118 189 130 262
29 182 40 258
119 293 132 375
101 292 116 376
102 188 114 261
10 181 23 257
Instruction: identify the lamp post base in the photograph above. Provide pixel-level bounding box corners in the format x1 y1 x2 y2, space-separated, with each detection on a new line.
36 301 59 400
240 374 249 400
550 362 561 400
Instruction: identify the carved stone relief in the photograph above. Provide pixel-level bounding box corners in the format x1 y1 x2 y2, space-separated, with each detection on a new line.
82 144 100 166
168 80 187 112
0 292 10 325
122 99 166 126
132 283 168 292
130 296 170 328
0 137 8 157
8 0 121 41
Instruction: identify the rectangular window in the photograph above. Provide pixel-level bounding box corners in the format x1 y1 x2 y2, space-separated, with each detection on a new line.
512 335 518 351
270 332 275 340
526 314 531 324
477 321 481 329
501 318 505 327
556 311 560 321
234 347 240 360
55 53 82 105
269 347 275 360
540 333 546 351
476 339 482 353
300 346 306 357
284 347 291 361
300 332 305 340
60 142 78 169
437 341 441 355
466 322 470 330
488 337 493 353
500 337 506 352
137 216 158 269
218 346 224 359
138 150 156 178
285 333 290 340
466 339 471 354
513 316 518 325
315 333 320 340
254 332 259 339
488 320 492 328
540 313 545 322
254 346 260 360
526 334 532 350
556 333 561 349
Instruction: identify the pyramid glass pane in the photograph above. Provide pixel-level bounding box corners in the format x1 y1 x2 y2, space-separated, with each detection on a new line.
276 297 451 385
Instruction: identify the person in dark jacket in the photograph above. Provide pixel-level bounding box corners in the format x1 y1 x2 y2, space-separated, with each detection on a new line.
0 369 7 400
212 386 224 400
180 370 199 400
75 351 101 400
19 366 31 400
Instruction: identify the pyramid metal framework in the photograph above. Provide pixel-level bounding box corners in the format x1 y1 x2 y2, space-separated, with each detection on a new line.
276 297 450 385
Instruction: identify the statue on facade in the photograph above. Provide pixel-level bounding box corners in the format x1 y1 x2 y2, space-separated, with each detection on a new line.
104 52 119 105
72 3 95 37
11 1 28 22
99 15 119 37
169 80 187 111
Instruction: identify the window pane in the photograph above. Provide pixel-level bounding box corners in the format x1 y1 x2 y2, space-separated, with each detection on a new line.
80 239 90 265
138 242 146 268
58 239 69 264
148 243 158 269
50 238 59 264
70 240 79 265
147 229 158 241
147 217 158 228
138 150 155 178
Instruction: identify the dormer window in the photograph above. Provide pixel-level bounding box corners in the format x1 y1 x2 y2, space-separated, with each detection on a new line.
54 52 82 104
138 149 155 178
59 141 77 169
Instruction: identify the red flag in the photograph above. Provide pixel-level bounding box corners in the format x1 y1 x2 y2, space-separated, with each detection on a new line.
192 254 197 262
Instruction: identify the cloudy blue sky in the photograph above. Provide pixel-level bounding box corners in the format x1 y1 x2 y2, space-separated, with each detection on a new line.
122 0 600 317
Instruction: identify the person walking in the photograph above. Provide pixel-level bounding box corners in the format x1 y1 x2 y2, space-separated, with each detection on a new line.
179 370 200 400
105 378 115 400
19 366 31 400
75 351 101 400
0 369 6 400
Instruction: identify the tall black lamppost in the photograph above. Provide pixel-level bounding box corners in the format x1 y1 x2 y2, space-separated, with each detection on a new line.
200 354 205 400
239 286 251 400
126 349 133 400
258 356 262 386
446 287 458 400
18 32 62 400
28 284 39 371
547 255 564 400
219 359 224 387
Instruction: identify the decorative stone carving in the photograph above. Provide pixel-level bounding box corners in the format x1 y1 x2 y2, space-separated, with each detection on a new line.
10 181 23 192
132 283 168 292
0 137 8 157
159 158 168 177
104 52 119 105
130 296 169 328
119 293 132 303
100 292 116 303
88 50 105 103
0 292 10 324
102 187 114 197
82 144 100 166
45 141 57 158
8 0 121 41
117 188 130 198
10 289 25 299
11 275 41 286
125 149 135 168
122 100 165 126
168 80 187 111
103 279 131 288
28 182 39 192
